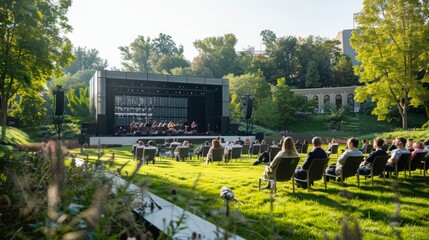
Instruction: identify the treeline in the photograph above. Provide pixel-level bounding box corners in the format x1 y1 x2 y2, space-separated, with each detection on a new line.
10 30 359 131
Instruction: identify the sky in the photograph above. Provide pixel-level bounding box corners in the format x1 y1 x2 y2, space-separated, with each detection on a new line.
66 0 363 69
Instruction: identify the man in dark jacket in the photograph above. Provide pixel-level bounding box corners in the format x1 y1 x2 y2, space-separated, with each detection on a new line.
294 137 328 189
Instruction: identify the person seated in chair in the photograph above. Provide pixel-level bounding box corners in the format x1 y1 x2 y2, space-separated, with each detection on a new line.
358 139 368 153
206 139 223 164
194 141 210 158
294 137 328 188
326 139 339 155
358 138 388 175
261 137 299 189
252 140 279 166
174 140 190 161
385 137 410 173
224 140 242 162
326 137 363 181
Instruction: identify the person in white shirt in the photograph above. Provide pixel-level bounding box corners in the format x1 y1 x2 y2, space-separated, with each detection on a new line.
385 137 410 172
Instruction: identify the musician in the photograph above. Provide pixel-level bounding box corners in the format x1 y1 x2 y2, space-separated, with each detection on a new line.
191 121 198 131
152 120 158 133
167 121 175 131
139 121 145 132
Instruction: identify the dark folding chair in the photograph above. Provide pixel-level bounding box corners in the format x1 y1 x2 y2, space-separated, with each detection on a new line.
135 147 144 162
294 158 329 192
200 146 211 160
241 144 250 156
143 148 157 164
359 155 389 186
365 145 374 154
250 145 261 157
418 154 429 177
209 148 224 165
300 144 309 154
409 152 427 177
177 147 190 161
386 153 411 179
325 156 364 186
327 144 339 157
260 144 269 154
269 147 281 162
258 157 300 194
230 147 242 162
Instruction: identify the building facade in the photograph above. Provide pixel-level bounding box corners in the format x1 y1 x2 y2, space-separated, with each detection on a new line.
89 70 230 136
291 86 360 113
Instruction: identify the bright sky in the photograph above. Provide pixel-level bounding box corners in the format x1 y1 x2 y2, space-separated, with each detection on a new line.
67 0 363 69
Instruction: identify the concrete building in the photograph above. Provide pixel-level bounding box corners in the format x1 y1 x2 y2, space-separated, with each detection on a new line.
335 29 360 66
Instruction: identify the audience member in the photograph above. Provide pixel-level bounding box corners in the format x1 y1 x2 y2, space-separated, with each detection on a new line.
206 139 223 164
358 138 388 175
237 137 244 145
175 140 190 161
294 137 328 188
410 141 427 161
359 139 368 153
260 137 299 189
194 141 210 158
326 137 363 179
224 140 242 162
385 137 410 173
252 140 279 165
407 138 414 152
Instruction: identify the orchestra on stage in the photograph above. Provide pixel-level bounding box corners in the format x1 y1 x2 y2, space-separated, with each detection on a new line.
115 120 198 136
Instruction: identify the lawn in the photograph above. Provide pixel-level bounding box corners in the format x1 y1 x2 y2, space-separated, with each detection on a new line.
73 145 429 240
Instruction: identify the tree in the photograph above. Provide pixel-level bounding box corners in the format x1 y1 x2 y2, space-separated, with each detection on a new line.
305 61 321 88
119 34 189 74
10 92 46 128
192 33 242 78
66 87 92 123
332 55 358 87
350 0 429 130
226 73 270 107
63 47 108 75
0 0 74 141
119 35 153 72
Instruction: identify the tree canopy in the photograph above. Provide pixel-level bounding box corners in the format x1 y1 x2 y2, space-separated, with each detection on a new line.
0 0 74 140
350 0 429 130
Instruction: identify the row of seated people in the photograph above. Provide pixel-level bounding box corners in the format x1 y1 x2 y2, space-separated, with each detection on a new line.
260 136 429 190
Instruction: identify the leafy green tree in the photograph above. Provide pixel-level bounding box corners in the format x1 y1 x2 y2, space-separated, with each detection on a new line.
119 34 189 74
66 87 92 123
253 97 280 129
63 47 108 75
260 29 277 49
350 0 429 130
305 61 321 88
192 33 242 78
332 55 358 87
119 35 153 72
10 92 46 128
226 73 270 107
272 78 298 125
229 93 242 123
328 105 350 131
0 0 74 141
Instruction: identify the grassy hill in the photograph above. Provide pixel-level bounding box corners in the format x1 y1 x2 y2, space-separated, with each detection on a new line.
253 112 427 142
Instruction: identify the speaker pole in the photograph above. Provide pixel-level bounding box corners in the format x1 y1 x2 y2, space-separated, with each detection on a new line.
53 85 64 140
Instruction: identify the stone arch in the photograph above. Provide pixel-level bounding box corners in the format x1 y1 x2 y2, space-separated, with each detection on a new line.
347 94 354 109
324 95 330 104
335 94 342 110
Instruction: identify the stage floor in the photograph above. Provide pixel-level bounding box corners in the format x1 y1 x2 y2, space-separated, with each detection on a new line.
90 135 255 146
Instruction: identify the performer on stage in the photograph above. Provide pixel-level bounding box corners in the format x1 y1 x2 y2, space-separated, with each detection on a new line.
191 121 198 132
168 121 175 131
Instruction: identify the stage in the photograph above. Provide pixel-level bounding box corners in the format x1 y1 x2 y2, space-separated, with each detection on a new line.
89 135 255 146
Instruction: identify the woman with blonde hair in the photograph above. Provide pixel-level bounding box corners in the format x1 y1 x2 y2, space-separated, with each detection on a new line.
206 139 222 164
261 137 299 189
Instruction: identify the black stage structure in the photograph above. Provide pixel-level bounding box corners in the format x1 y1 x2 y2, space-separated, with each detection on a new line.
89 70 230 136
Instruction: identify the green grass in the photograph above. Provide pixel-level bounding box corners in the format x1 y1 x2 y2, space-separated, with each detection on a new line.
72 146 429 240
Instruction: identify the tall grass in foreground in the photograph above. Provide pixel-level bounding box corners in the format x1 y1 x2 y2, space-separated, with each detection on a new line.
90 146 429 240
